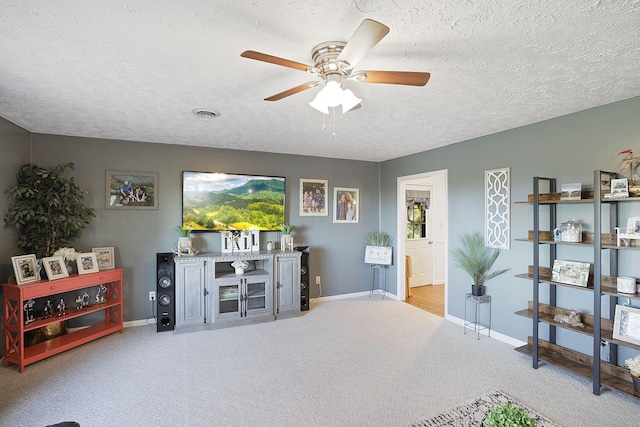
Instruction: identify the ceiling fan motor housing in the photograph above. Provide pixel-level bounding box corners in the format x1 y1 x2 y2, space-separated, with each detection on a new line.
311 41 350 79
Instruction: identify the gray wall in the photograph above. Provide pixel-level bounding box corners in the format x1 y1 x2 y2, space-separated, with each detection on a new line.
0 117 31 282
380 96 640 361
27 135 379 322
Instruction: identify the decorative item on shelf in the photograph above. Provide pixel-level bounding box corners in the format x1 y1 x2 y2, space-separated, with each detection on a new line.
95 284 107 304
56 298 66 317
553 228 562 242
625 354 640 392
266 241 274 251
483 403 536 427
10 254 39 285
92 246 115 269
553 310 585 328
613 304 640 346
75 295 83 311
560 218 582 242
236 229 252 252
231 260 249 275
54 246 79 274
221 230 233 253
280 224 294 251
42 256 70 281
615 216 640 247
451 232 509 297
560 182 582 201
76 252 99 274
617 277 637 294
42 298 53 319
551 260 590 287
174 225 194 256
23 299 36 324
82 292 91 308
364 231 393 265
250 227 260 251
616 149 640 196
605 177 630 199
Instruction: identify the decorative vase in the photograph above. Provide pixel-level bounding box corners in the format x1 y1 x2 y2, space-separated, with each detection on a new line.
631 372 640 392
471 284 486 296
65 261 75 275
231 260 249 275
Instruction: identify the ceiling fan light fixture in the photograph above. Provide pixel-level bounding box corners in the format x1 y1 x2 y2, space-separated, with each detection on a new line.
341 89 361 113
309 91 329 114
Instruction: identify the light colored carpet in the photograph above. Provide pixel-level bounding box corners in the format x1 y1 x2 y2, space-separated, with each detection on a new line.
1 297 639 426
410 390 560 427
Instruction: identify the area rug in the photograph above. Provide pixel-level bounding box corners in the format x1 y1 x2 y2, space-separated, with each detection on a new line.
410 391 562 427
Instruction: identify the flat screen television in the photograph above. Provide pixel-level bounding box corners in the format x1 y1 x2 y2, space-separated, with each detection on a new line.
182 171 285 231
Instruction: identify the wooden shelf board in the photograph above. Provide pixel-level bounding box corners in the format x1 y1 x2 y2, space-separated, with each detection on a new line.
21 300 119 332
514 273 595 291
514 308 597 338
2 321 123 368
516 339 640 399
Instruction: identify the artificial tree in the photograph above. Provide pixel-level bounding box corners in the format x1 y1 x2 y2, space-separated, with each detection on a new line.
4 162 96 258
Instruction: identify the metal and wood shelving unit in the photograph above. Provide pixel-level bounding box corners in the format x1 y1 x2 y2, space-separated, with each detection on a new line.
515 171 640 399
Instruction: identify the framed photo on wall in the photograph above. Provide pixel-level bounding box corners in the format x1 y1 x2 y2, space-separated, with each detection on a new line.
92 247 115 270
106 170 159 210
300 179 328 216
333 187 359 223
11 254 39 285
613 304 640 346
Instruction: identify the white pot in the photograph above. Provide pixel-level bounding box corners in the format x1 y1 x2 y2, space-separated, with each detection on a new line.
617 276 636 294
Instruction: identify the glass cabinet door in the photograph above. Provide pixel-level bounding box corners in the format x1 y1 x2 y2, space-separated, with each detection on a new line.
246 280 267 312
218 283 240 316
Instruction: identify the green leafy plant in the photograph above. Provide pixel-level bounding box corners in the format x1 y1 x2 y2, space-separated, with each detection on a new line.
451 232 509 286
365 231 393 246
280 224 294 234
4 163 96 258
483 403 536 427
175 225 192 237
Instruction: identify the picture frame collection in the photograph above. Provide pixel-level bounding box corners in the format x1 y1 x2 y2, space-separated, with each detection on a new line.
11 247 115 285
299 179 360 223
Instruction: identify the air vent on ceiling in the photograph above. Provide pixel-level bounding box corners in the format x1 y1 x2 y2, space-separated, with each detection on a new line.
193 109 220 118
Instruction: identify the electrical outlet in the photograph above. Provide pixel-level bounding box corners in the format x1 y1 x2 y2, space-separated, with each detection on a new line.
316 276 321 285
149 291 156 301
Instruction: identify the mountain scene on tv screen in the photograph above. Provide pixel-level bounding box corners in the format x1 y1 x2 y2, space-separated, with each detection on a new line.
183 177 284 231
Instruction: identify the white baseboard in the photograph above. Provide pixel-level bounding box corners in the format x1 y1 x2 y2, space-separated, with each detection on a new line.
125 318 155 328
310 289 399 304
445 314 526 347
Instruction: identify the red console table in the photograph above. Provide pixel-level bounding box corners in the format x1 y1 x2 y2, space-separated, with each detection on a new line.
3 268 123 372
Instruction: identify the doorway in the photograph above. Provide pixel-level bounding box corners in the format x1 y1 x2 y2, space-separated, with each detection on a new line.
397 170 447 317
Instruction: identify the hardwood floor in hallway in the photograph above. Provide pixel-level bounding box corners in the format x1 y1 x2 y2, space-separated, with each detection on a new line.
406 284 444 317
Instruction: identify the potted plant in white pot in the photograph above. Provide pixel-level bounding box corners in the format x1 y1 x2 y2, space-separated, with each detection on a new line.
451 232 509 296
280 223 294 250
625 354 640 392
364 231 393 265
175 225 193 255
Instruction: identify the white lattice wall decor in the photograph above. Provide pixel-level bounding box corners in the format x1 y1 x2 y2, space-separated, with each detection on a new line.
485 167 510 249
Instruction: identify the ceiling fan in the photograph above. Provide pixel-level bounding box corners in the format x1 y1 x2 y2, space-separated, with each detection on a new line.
241 19 431 114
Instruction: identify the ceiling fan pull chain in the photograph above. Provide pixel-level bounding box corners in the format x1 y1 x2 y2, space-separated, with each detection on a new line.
332 108 337 138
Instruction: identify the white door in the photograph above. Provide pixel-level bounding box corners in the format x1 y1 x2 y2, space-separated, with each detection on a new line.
405 185 433 287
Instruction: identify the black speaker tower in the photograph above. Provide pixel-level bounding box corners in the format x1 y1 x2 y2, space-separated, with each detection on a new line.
295 246 310 311
156 252 175 332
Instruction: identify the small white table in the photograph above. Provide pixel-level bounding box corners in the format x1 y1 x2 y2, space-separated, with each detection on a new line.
464 293 491 339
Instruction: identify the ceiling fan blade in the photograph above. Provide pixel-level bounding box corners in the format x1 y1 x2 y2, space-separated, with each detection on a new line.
241 50 312 72
353 70 431 86
264 81 321 101
337 19 390 67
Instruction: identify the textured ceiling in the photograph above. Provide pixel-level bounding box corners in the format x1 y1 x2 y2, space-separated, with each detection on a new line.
1 1 639 162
